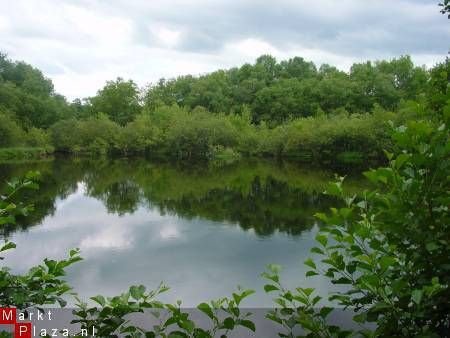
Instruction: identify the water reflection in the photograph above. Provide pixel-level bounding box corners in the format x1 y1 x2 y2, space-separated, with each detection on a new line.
0 158 354 238
0 158 363 306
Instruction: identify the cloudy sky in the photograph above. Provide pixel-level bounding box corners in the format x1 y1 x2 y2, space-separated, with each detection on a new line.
0 0 448 100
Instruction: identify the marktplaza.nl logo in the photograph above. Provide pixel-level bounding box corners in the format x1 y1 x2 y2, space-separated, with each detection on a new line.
0 308 96 337
0 308 30 338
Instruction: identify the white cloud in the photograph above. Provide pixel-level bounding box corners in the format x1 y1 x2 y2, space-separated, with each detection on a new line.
149 25 182 48
159 224 180 239
80 223 133 250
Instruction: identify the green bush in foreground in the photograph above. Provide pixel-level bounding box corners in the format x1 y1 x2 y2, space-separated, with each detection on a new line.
264 121 449 337
0 119 448 337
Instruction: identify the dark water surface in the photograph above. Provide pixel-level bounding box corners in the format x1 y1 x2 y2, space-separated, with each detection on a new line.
0 157 364 307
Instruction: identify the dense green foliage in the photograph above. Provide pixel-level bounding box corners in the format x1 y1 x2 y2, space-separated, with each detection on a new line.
0 112 52 149
47 102 438 166
86 78 141 125
145 55 429 123
1 51 448 164
0 53 73 129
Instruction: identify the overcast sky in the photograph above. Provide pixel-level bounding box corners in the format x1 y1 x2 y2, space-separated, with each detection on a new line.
0 0 448 100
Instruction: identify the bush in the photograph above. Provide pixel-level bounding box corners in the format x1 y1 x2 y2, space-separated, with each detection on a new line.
76 115 120 154
46 104 406 166
25 127 51 147
0 112 25 147
44 100 439 168
278 111 395 163
118 113 160 154
50 115 120 154
160 107 239 160
49 119 80 152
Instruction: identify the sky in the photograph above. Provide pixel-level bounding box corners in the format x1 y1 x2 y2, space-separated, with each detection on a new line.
0 0 449 100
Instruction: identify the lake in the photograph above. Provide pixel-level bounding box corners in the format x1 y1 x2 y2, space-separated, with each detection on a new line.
0 157 364 307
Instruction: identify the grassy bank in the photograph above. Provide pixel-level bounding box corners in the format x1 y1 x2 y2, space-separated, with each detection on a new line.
0 147 54 161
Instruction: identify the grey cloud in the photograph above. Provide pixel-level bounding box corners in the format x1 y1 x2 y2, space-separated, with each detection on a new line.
47 0 449 57
122 0 449 56
177 29 224 53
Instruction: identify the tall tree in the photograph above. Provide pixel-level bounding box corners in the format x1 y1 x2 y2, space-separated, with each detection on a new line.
89 78 141 125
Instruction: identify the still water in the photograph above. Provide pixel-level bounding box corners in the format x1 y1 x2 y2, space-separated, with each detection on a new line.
0 157 363 307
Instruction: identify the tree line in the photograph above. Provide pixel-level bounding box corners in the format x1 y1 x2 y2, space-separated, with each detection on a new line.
0 52 448 164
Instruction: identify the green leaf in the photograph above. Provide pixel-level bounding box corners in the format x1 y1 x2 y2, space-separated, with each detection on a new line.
306 270 319 277
222 317 235 330
69 248 80 257
304 258 316 270
394 153 410 169
325 181 343 197
319 307 333 319
197 302 214 320
264 284 279 293
302 288 314 297
266 312 283 325
332 277 352 285
91 295 106 307
261 272 279 283
314 212 328 223
379 256 396 271
0 242 16 252
239 319 255 332
130 285 146 300
426 242 440 252
179 319 195 333
311 247 324 255
411 289 423 305
353 312 367 323
232 289 255 306
315 233 328 247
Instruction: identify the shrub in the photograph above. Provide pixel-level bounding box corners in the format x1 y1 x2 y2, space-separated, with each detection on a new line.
118 113 160 154
49 119 81 152
50 115 120 154
25 127 51 147
0 112 25 147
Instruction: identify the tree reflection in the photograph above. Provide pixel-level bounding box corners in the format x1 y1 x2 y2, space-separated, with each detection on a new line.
0 158 362 238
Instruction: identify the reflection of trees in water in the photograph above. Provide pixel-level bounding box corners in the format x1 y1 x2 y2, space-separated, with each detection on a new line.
105 181 142 215
0 158 352 238
156 176 337 236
